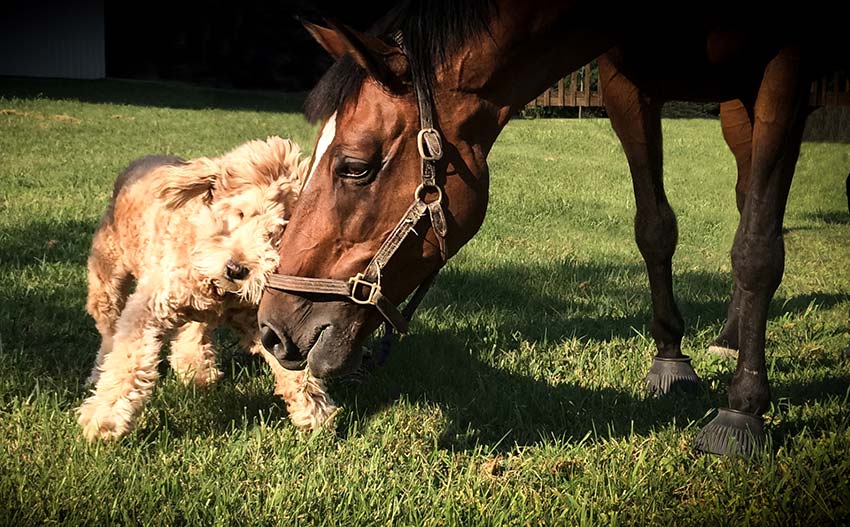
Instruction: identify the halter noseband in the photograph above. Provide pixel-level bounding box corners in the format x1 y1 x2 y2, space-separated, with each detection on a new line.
265 36 447 335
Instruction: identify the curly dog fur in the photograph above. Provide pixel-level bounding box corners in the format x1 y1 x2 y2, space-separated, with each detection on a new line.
79 136 337 441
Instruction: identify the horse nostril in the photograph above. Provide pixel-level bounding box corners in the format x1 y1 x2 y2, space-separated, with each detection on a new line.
260 325 281 351
259 325 304 369
225 259 249 280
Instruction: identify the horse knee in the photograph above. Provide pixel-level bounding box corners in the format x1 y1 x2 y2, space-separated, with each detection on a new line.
731 232 784 292
634 205 678 263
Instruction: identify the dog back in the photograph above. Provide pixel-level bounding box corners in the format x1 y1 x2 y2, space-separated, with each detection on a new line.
113 155 185 199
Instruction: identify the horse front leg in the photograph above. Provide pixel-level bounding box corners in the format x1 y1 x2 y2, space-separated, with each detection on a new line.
599 54 699 395
709 98 756 360
695 47 809 456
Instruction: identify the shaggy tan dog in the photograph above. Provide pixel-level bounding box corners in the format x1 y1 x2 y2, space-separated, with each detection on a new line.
78 136 337 441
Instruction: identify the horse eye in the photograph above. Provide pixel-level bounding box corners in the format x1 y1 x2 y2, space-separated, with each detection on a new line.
334 157 373 181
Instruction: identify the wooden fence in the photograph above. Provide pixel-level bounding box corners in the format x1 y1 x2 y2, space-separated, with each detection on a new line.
810 71 850 107
527 62 850 109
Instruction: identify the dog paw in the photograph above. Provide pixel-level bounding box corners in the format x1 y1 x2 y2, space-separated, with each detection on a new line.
176 366 223 387
198 367 224 386
77 396 135 442
286 390 340 431
84 369 102 387
707 344 738 360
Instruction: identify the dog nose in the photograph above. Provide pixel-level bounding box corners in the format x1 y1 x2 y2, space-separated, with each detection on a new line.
260 324 305 370
225 259 249 281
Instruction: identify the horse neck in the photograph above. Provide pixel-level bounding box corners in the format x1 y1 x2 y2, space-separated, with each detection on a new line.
435 0 619 152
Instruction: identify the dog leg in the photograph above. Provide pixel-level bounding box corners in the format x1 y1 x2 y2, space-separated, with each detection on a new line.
168 321 222 386
259 345 339 431
85 227 133 386
78 290 167 441
232 315 338 430
85 334 113 387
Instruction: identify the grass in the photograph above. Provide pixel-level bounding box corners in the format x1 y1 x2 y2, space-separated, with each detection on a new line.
1 77 849 526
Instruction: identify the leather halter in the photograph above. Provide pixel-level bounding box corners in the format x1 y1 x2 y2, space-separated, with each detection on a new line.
265 37 447 335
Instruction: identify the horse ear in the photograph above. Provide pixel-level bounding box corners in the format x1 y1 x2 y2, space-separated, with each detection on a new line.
301 18 408 89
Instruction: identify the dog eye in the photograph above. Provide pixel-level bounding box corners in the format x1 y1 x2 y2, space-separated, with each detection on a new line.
333 156 374 181
237 211 244 219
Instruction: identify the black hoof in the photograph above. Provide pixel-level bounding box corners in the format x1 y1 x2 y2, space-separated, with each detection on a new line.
694 408 765 457
644 356 700 395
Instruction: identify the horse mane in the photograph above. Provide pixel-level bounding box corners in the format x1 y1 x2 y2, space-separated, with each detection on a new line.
303 0 496 123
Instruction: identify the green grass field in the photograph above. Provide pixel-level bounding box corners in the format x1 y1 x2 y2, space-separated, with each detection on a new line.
1 78 849 525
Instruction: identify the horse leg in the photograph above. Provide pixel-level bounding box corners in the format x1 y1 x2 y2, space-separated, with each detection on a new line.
709 99 756 360
695 47 808 456
599 54 699 394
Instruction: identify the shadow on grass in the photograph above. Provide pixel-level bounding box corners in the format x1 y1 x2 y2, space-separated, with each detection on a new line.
333 331 848 453
0 284 98 398
135 352 292 442
802 210 850 225
332 329 719 452
0 77 305 114
323 262 848 451
783 210 850 233
0 218 95 270
425 261 848 345
2 242 847 448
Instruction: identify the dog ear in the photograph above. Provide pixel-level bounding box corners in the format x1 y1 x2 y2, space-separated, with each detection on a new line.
274 174 302 220
154 159 218 208
260 135 307 207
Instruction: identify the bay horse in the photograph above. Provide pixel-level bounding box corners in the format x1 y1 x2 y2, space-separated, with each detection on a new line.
258 0 847 455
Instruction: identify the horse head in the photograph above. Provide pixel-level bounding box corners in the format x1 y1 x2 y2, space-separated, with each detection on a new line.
258 1 608 378
257 16 494 377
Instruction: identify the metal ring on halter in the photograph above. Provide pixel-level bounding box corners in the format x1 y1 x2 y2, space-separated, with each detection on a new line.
417 128 443 160
414 183 443 203
264 31 445 338
348 273 381 305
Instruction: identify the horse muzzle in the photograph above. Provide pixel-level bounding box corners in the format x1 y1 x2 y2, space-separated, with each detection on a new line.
258 290 368 378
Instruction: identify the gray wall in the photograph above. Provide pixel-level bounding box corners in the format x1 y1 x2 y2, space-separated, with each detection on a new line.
0 0 105 79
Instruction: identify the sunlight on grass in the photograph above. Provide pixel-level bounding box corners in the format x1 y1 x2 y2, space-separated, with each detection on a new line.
1 79 848 525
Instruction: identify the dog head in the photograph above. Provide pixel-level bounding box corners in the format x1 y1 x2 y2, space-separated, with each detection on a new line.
156 136 307 303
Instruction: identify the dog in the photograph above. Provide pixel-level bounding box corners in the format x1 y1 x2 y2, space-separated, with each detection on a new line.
78 136 337 441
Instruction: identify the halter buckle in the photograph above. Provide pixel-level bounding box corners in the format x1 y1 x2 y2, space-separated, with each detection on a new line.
414 182 443 204
348 273 381 305
417 128 443 161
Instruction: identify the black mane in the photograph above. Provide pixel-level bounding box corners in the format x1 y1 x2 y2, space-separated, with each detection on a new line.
303 0 496 123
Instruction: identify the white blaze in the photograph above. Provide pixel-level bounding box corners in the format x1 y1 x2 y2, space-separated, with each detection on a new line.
303 111 337 192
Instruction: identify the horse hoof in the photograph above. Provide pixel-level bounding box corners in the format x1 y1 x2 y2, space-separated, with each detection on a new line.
694 408 765 457
644 355 700 395
707 344 738 360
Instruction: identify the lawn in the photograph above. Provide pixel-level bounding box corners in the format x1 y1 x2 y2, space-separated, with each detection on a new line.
1 78 849 526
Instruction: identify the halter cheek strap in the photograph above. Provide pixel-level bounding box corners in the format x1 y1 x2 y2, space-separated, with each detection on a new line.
265 34 447 335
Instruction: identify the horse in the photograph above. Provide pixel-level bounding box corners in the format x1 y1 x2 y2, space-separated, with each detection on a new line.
257 0 847 456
